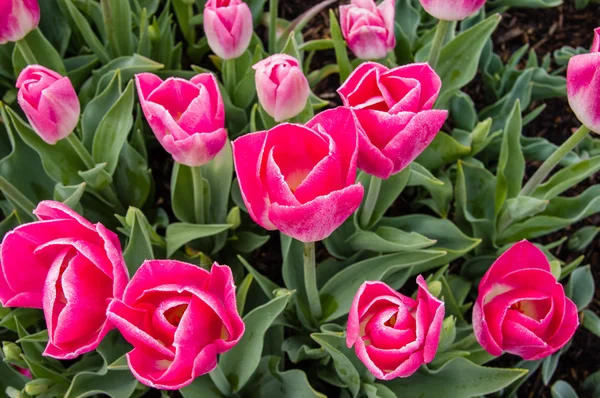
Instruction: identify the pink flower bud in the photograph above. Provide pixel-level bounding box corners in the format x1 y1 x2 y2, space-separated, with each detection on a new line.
16 65 80 145
136 73 227 167
0 0 40 44
253 54 310 122
473 240 579 360
340 0 396 60
419 0 486 21
346 276 445 380
203 0 253 60
567 27 600 134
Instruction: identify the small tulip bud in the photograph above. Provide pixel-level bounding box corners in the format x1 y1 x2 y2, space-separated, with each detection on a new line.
24 379 52 396
0 0 40 44
203 0 253 60
2 342 22 361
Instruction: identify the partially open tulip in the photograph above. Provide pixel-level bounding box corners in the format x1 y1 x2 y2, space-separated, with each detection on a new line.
567 27 600 134
338 62 447 179
232 107 364 242
347 276 444 380
16 65 80 145
0 0 40 44
203 0 253 60
136 73 227 167
419 0 486 21
253 54 310 122
107 261 244 390
473 240 579 361
0 201 129 359
340 0 396 60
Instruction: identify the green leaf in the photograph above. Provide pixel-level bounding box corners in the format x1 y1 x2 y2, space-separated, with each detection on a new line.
180 375 226 398
54 182 86 210
244 0 268 25
532 155 600 200
219 293 293 392
114 142 151 208
329 10 352 83
92 81 135 176
122 208 154 275
82 71 122 150
568 226 600 251
232 231 270 253
319 250 446 322
346 226 436 253
101 0 133 57
566 265 594 311
166 223 231 257
385 357 527 398
238 255 281 300
0 211 20 237
417 132 471 170
363 383 398 398
503 196 549 222
551 381 579 398
542 344 569 385
59 0 110 64
311 333 362 397
236 273 253 315
0 358 29 394
17 28 66 75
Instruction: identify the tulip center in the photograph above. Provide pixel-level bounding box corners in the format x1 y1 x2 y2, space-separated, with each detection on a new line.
510 299 551 322
164 304 188 327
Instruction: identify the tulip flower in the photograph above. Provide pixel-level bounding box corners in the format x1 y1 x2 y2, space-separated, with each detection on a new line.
473 240 579 360
340 0 396 60
107 261 245 390
0 0 40 44
419 0 486 21
136 73 227 167
567 27 600 134
253 54 310 122
347 276 444 380
16 65 80 145
232 107 364 242
203 0 253 60
0 201 129 359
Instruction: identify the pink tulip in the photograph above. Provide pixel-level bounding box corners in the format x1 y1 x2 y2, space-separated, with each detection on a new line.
253 54 310 122
0 0 40 44
340 0 395 60
337 62 447 179
0 201 129 360
107 260 244 390
347 276 444 380
473 240 579 361
16 65 80 145
419 0 486 21
203 0 253 60
567 27 600 134
136 73 227 167
232 107 364 242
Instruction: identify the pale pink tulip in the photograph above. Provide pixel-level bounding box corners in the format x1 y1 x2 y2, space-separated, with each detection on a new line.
419 0 486 21
16 65 80 145
340 0 396 60
232 107 364 242
567 27 600 134
203 0 253 60
338 62 447 179
136 73 227 167
0 0 40 44
253 54 310 122
0 201 129 360
107 261 244 390
473 240 579 360
347 276 444 380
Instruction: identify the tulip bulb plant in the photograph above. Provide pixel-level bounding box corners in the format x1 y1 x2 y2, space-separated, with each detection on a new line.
0 0 598 397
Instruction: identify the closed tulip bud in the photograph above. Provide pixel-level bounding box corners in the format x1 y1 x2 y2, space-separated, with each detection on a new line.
340 0 396 60
2 342 22 361
16 65 80 145
203 0 253 60
226 207 241 230
0 0 40 44
253 54 310 122
419 0 486 21
24 379 52 396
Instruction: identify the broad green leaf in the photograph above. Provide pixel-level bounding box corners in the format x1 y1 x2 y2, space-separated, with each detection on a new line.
238 255 281 299
101 0 133 57
551 381 579 398
584 370 600 397
114 142 151 208
503 196 549 222
363 383 398 398
0 176 36 220
180 375 226 398
346 227 436 253
59 0 110 64
92 54 164 94
281 234 313 329
166 223 231 257
0 359 29 394
17 28 66 75
566 265 594 311
282 335 328 364
54 182 86 210
219 293 292 392
417 132 471 170
122 208 154 275
542 344 569 386
38 0 71 56
311 334 361 397
568 226 600 252
532 155 600 200
244 0 268 25
385 357 527 398
82 71 122 150
171 162 208 224
236 273 253 315
232 231 270 253
65 55 100 89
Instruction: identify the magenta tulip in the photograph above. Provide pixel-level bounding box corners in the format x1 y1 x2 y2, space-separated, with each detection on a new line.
347 276 444 380
203 0 253 60
0 201 129 359
107 261 244 390
0 0 40 44
473 240 579 360
136 73 227 167
567 27 600 134
232 107 364 242
337 62 447 179
16 65 80 145
419 0 486 21
253 54 310 122
340 0 396 60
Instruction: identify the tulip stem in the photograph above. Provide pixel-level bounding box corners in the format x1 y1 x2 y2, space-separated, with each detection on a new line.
359 174 381 230
66 133 95 170
304 241 322 322
428 19 452 70
16 39 37 66
224 59 237 99
269 0 279 53
191 165 206 224
520 125 590 196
